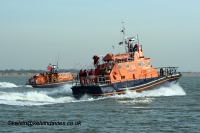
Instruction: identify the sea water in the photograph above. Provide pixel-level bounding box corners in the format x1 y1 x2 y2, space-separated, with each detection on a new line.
0 76 199 133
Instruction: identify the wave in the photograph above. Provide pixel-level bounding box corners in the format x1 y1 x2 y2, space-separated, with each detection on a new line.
46 84 73 96
0 82 33 88
72 83 186 104
112 83 186 98
0 83 86 106
0 83 186 106
0 82 18 88
18 85 32 88
0 91 76 106
127 83 186 97
115 83 186 104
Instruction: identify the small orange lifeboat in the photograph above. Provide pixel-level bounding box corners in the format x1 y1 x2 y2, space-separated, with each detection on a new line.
26 64 74 88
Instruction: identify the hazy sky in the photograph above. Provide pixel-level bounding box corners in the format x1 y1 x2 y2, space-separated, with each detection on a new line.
0 0 199 72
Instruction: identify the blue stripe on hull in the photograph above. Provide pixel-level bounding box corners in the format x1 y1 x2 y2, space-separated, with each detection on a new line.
71 76 181 97
116 77 180 92
113 77 158 91
133 78 179 92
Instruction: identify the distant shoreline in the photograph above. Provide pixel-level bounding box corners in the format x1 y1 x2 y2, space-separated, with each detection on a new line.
180 72 200 76
0 73 36 77
0 72 199 77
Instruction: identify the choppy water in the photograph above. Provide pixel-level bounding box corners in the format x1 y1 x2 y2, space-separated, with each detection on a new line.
0 76 199 133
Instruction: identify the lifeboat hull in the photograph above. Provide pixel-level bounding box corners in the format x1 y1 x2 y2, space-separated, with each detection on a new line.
71 73 181 98
28 81 73 88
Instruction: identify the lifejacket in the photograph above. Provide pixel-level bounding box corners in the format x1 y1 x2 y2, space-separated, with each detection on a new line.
79 70 83 77
83 70 87 77
91 71 94 75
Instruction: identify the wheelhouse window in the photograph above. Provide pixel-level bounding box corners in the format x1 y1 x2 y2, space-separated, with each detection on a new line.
138 62 141 67
126 64 129 69
142 62 145 66
121 76 125 79
118 64 121 69
148 62 151 66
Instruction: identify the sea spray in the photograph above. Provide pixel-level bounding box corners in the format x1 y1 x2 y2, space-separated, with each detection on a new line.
0 91 76 105
0 82 18 88
0 81 186 106
46 84 73 97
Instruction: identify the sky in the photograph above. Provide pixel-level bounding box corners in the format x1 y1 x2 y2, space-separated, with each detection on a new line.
0 0 199 72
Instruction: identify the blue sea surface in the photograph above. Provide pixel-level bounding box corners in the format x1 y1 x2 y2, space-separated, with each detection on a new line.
0 76 199 133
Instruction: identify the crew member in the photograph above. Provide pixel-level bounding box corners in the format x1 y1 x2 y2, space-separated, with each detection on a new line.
93 55 100 67
79 69 83 77
82 70 88 85
47 63 53 73
104 67 108 74
133 44 138 52
91 69 95 75
128 41 134 52
51 74 55 83
79 69 83 85
88 69 95 83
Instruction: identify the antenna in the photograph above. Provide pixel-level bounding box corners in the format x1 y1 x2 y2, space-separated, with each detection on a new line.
121 21 126 38
137 34 140 54
57 50 60 69
120 21 127 53
137 34 139 46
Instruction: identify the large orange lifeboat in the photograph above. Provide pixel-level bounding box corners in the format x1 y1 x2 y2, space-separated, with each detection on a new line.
71 23 182 98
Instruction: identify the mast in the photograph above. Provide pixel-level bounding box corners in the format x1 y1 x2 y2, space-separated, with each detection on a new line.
120 21 127 53
57 50 60 69
137 34 139 54
119 21 138 55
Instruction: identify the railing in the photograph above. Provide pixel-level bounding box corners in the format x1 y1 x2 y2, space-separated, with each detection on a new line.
155 67 180 77
73 67 181 87
73 75 111 86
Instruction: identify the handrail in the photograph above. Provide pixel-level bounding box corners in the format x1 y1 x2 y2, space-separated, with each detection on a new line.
155 67 179 77
73 66 181 87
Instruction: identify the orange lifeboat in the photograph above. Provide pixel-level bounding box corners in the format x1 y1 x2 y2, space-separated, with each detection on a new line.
71 23 182 98
26 64 74 88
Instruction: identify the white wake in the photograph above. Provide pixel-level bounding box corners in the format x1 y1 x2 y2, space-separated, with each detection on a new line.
0 83 186 106
0 82 18 88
